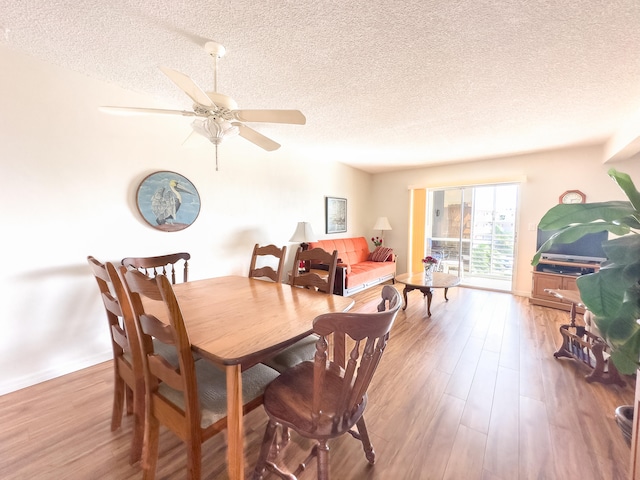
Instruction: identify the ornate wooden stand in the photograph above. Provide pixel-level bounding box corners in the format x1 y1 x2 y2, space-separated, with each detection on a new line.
548 289 626 387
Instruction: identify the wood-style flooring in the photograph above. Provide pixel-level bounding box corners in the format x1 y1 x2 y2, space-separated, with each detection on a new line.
0 284 634 479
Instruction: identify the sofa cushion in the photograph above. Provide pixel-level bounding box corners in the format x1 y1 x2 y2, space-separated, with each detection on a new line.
345 261 396 289
309 237 370 266
369 246 394 262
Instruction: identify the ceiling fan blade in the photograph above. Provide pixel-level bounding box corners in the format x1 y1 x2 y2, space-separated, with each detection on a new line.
232 122 281 151
159 66 214 107
232 109 306 125
99 106 199 117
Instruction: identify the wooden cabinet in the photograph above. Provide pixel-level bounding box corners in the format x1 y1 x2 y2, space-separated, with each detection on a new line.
530 260 599 312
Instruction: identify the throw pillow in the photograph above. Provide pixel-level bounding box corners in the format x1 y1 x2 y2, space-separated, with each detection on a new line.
369 246 393 262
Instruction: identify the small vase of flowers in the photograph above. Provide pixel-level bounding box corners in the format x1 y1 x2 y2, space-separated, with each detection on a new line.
371 236 383 247
422 255 438 279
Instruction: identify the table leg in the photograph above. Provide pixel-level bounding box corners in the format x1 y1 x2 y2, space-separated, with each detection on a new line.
402 286 409 310
425 288 433 317
226 364 244 480
444 287 449 301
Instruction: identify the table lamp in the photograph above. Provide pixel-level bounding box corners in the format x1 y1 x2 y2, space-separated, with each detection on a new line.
373 216 392 240
289 221 317 251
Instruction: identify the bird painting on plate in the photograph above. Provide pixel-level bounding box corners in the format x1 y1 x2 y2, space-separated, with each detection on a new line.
136 171 201 232
151 179 194 225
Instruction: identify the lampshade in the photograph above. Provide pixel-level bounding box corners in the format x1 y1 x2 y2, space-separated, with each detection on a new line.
289 221 317 242
373 217 392 231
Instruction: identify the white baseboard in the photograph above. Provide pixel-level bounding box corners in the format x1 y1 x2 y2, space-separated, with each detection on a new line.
0 350 112 396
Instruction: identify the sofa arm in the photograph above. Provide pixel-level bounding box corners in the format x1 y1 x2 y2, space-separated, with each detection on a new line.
334 264 347 296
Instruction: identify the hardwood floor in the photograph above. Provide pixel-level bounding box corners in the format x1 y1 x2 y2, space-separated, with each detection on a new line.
0 285 634 479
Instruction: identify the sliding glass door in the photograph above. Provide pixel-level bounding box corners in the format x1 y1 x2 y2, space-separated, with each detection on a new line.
427 184 517 291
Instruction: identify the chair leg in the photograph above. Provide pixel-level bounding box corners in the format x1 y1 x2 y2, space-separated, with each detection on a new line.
129 381 146 464
125 384 134 415
279 425 291 449
253 420 279 480
186 438 202 480
111 374 125 431
356 417 376 464
142 416 160 480
316 440 330 480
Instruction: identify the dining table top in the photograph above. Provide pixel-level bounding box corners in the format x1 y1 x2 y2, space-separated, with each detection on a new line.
152 275 355 365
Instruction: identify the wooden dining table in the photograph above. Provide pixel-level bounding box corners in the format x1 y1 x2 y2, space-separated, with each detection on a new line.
143 275 354 480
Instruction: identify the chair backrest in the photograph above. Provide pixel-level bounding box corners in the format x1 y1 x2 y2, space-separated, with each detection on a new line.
248 244 287 283
121 268 200 428
121 252 191 284
310 285 402 431
88 257 150 463
87 256 129 366
290 246 338 294
108 263 146 384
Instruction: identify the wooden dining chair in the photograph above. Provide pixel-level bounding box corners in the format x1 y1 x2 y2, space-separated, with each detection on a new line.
263 247 339 373
290 246 338 294
252 285 402 480
249 244 287 283
121 252 190 284
121 268 280 480
87 256 145 464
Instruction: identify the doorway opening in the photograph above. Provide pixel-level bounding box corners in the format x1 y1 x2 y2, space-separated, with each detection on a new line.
419 183 518 292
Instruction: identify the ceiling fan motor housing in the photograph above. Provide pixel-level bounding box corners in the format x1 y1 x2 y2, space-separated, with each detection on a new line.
205 92 238 111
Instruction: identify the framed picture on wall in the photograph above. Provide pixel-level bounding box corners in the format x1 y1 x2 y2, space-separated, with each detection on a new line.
325 196 347 234
136 171 201 232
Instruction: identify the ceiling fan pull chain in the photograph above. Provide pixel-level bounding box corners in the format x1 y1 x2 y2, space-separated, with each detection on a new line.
215 144 219 171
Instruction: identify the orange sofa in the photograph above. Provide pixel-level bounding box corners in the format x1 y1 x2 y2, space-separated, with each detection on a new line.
308 237 396 296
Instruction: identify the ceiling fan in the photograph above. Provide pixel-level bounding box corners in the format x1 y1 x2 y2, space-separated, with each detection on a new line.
101 41 306 170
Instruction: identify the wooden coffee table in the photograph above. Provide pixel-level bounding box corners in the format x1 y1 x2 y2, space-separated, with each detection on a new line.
395 272 461 316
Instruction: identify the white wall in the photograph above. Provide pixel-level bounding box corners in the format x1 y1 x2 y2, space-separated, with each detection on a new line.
370 147 640 296
0 45 372 394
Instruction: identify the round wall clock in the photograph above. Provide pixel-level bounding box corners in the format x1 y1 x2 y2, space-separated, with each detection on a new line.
136 171 201 232
559 190 586 204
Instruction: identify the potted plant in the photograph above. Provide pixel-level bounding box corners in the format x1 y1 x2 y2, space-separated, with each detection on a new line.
531 168 640 375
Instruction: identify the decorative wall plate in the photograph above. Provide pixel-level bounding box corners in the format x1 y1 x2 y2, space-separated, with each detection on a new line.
136 171 200 232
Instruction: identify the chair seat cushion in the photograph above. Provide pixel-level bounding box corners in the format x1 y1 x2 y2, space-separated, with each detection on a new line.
263 361 367 439
262 335 319 373
159 361 279 429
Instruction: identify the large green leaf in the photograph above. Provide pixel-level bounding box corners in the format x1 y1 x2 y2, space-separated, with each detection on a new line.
609 329 640 375
577 268 627 317
609 168 640 212
599 307 640 342
602 234 640 265
611 346 640 376
538 202 635 229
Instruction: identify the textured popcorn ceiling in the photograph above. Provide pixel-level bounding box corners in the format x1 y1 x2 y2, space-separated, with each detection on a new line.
2 1 640 173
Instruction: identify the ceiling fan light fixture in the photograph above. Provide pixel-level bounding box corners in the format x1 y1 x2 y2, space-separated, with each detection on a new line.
192 117 239 145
